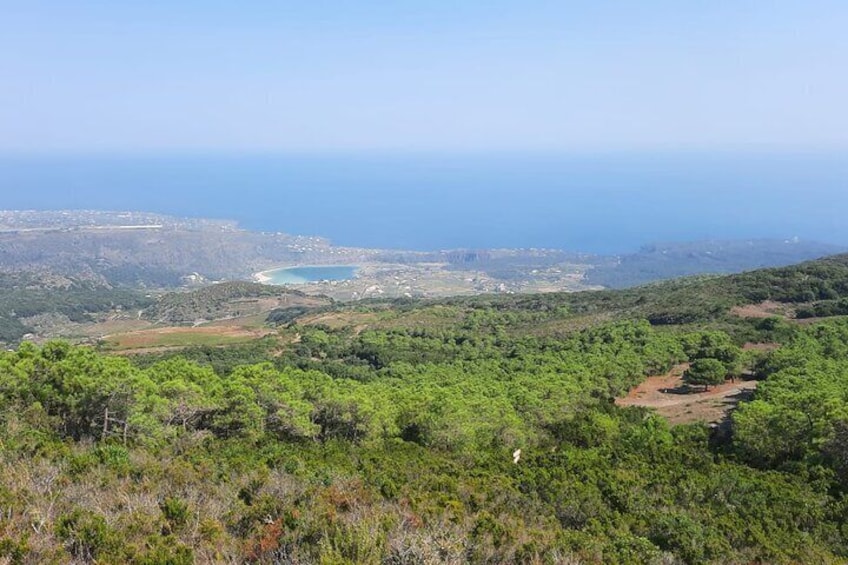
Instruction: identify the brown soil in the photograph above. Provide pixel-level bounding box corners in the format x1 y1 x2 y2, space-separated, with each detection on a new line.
616 363 758 425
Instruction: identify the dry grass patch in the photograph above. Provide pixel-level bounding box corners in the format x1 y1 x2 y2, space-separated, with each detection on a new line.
104 325 274 350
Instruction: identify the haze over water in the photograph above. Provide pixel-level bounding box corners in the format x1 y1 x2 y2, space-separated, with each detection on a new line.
2 152 847 254
3 4 847 253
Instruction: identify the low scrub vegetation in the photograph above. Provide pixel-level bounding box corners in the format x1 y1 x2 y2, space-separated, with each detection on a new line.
3 256 848 562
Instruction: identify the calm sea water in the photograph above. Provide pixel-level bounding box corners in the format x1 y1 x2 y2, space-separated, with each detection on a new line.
265 265 357 284
2 153 847 254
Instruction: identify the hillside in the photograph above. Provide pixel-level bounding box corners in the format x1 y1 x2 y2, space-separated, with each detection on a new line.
298 253 848 339
4 255 848 562
0 211 344 286
0 272 151 343
142 281 331 325
586 238 847 288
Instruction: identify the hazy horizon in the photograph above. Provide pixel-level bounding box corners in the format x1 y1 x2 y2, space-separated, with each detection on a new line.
3 152 847 254
2 3 847 252
2 1 847 153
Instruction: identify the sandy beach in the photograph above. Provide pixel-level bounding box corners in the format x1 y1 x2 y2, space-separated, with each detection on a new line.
253 269 275 284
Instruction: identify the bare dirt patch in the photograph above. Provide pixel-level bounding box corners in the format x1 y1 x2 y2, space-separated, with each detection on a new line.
616 363 758 425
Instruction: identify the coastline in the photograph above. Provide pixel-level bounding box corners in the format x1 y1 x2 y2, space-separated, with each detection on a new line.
254 264 359 285
254 270 273 284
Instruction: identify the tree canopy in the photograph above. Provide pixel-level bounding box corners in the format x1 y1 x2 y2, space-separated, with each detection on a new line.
5 256 848 562
684 358 728 389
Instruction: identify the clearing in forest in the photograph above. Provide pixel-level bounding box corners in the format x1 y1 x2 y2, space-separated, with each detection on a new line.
616 363 758 425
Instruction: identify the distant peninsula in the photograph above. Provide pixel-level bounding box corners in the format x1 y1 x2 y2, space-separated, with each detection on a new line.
0 210 844 303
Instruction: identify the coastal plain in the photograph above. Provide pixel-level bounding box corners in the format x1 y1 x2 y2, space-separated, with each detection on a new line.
0 210 844 348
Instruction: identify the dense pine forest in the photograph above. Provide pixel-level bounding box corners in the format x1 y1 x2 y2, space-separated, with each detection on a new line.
5 256 848 563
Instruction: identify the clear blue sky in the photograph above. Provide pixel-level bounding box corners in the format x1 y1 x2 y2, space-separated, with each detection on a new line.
2 1 847 153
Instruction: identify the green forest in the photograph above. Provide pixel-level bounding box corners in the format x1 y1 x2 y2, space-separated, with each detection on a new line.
0 273 152 343
5 257 848 563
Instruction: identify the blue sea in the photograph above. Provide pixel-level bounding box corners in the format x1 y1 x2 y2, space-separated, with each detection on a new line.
264 265 358 284
1 153 847 254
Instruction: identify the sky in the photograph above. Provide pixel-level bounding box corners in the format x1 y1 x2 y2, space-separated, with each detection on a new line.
1 1 847 154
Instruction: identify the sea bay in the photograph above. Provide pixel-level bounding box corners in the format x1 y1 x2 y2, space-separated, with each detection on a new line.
259 265 358 285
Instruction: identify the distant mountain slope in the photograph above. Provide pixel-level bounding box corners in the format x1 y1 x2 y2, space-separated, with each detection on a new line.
0 272 152 343
312 253 848 340
586 239 847 288
0 210 359 287
143 281 331 325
